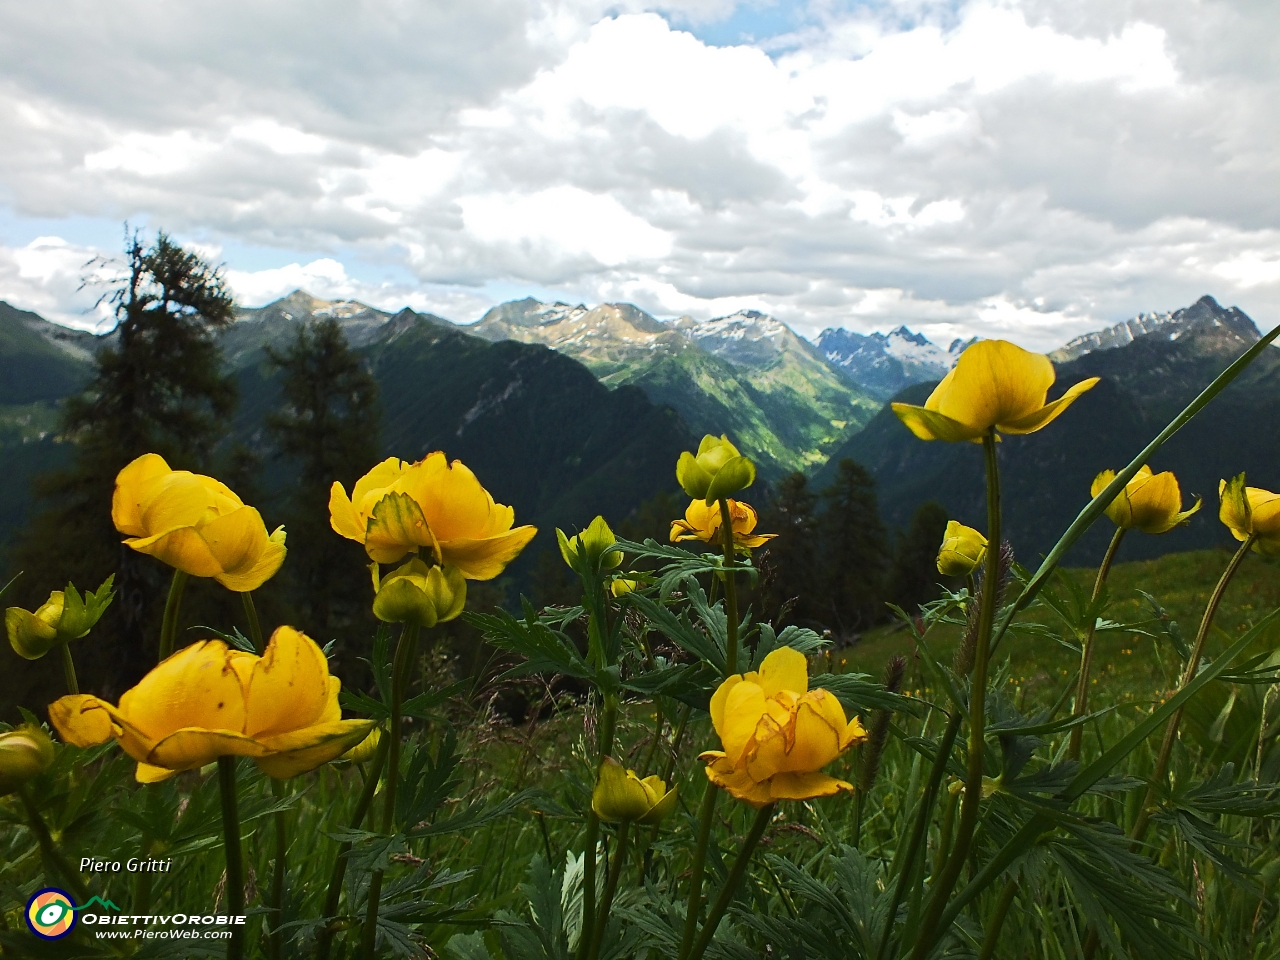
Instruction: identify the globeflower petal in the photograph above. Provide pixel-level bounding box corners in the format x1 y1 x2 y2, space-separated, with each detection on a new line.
119 641 249 744
720 679 767 769
889 403 983 443
111 453 175 537
704 754 773 808
126 527 226 578
440 528 538 581
997 377 1099 434
756 647 808 699
255 719 379 779
364 492 435 565
216 527 288 592
931 341 1055 428
148 728 270 772
328 482 367 541
768 772 853 801
47 695 116 747
244 627 333 738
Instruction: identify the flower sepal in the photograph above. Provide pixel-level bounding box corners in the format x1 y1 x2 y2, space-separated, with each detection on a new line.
372 559 466 628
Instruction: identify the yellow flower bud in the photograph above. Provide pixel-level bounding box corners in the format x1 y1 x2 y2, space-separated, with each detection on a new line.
936 521 987 577
557 516 622 572
372 559 467 628
1091 466 1200 534
1219 473 1280 555
6 577 115 660
610 577 639 597
699 647 866 807
676 435 757 503
591 756 677 824
338 726 382 765
0 725 55 796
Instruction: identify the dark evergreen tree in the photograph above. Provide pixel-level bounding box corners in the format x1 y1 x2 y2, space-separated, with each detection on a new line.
758 472 821 629
820 459 889 638
265 318 380 647
885 500 951 614
7 232 238 707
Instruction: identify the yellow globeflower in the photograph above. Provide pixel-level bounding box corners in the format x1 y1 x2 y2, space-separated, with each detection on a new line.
112 454 286 592
1091 466 1200 534
699 647 866 807
329 453 536 579
6 577 114 660
670 499 776 551
937 521 987 576
892 340 1099 442
0 726 55 796
49 627 374 783
591 756 677 824
1219 474 1280 555
371 559 466 628
676 434 756 503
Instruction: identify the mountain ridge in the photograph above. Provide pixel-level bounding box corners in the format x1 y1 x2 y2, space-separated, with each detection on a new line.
814 295 1279 564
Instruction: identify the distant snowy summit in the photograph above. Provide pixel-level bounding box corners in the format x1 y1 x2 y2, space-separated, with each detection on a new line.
816 295 1258 400
815 326 967 400
1047 295 1257 362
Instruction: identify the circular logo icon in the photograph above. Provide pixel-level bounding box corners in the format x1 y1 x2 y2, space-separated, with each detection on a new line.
26 888 77 940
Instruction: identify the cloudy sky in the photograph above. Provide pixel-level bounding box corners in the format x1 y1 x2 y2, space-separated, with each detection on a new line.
0 0 1276 349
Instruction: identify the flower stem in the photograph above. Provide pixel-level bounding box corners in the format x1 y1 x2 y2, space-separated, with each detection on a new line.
58 642 78 695
317 733 389 960
874 710 961 960
18 787 88 902
909 431 1001 960
577 693 618 960
1130 534 1256 845
977 878 1018 960
241 591 265 654
717 498 740 675
158 569 189 661
361 621 420 960
217 757 245 960
685 803 776 960
1068 527 1126 761
678 782 719 960
587 821 631 960
268 780 286 960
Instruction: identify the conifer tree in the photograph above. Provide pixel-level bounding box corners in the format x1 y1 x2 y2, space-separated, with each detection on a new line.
759 472 821 628
820 459 889 638
265 317 380 643
7 231 238 703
